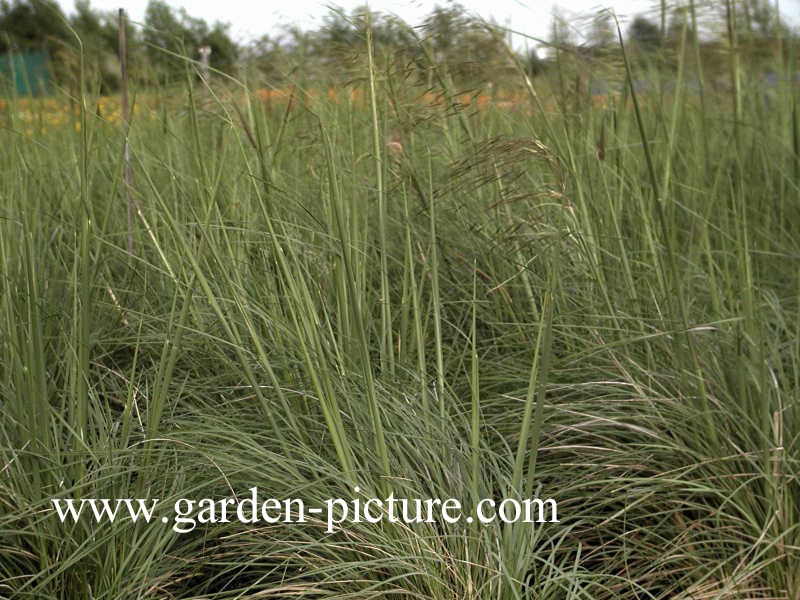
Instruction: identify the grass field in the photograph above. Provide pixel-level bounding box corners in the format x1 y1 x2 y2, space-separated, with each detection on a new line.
1 23 799 599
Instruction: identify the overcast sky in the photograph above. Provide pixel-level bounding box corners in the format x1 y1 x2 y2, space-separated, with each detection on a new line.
56 0 800 48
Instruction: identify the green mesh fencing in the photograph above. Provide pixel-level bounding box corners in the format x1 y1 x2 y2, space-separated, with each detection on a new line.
0 50 51 96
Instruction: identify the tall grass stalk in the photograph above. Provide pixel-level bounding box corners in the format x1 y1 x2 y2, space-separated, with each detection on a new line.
1 8 798 598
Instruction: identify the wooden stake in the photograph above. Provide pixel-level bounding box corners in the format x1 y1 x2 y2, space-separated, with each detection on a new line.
119 8 134 255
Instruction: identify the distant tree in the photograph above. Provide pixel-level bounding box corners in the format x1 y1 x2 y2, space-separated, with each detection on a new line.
628 16 661 53
0 0 132 92
67 1 126 91
741 0 783 37
293 6 418 83
143 0 187 78
456 22 516 85
739 0 790 40
666 6 694 44
587 11 616 50
0 0 70 52
143 0 237 81
243 33 290 83
319 8 358 48
203 22 238 75
419 3 512 86
732 0 790 63
315 8 414 62
312 7 360 76
422 3 472 64
524 48 545 78
550 10 574 48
